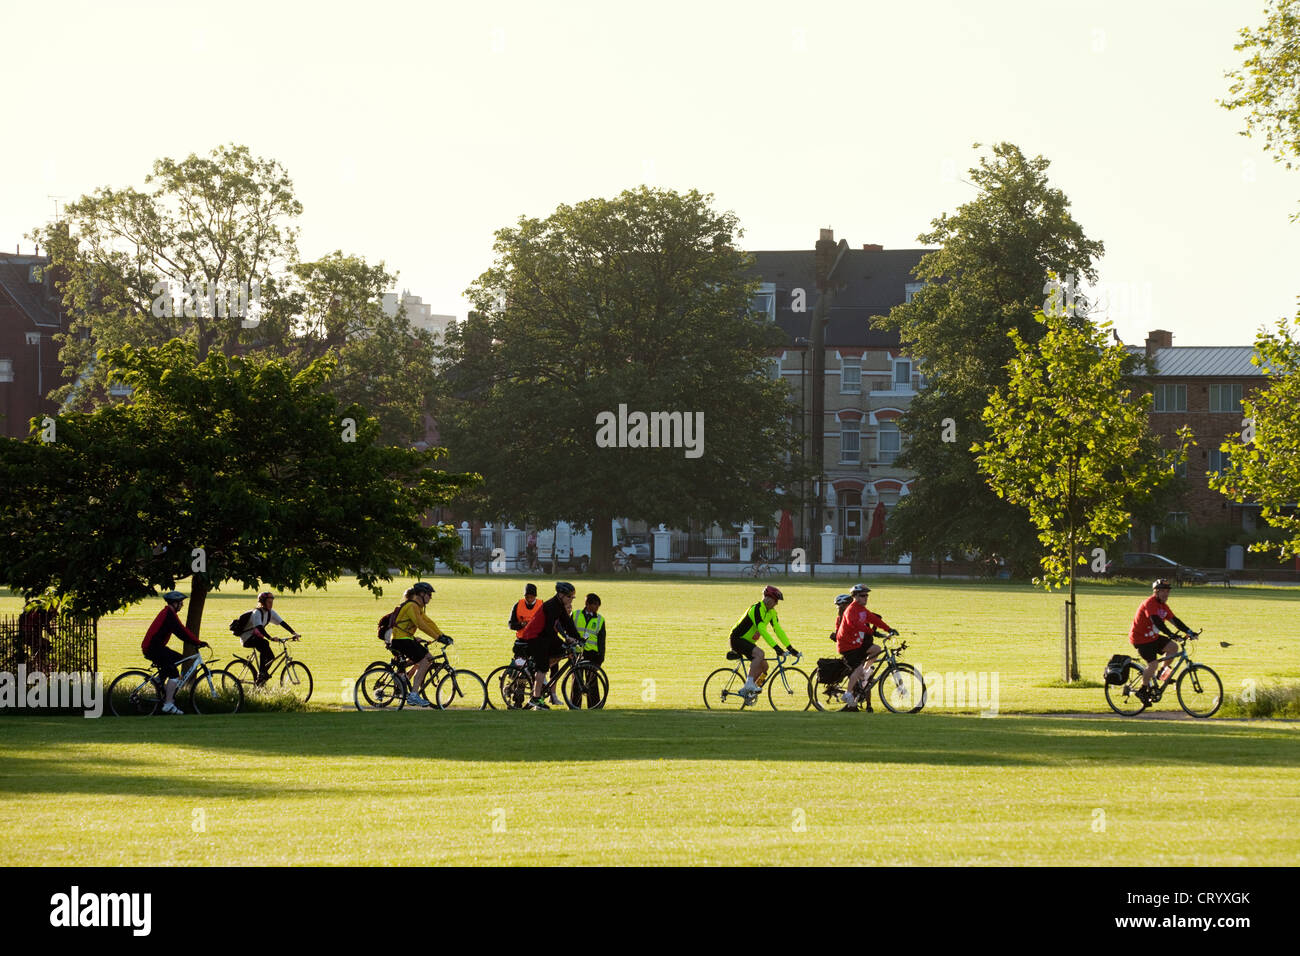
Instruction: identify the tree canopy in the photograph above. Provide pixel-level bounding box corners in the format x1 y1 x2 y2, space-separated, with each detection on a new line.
32 145 436 445
0 342 474 631
437 186 802 569
975 308 1187 679
1222 0 1300 175
1209 313 1300 557
873 143 1105 574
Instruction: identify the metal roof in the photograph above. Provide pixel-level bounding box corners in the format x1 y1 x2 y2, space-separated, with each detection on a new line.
1130 346 1267 377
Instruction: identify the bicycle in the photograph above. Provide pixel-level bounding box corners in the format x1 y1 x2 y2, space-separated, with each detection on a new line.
1104 630 1221 718
227 635 313 703
612 548 638 573
108 646 244 716
485 639 608 709
741 551 778 578
702 648 809 710
354 637 487 711
809 633 927 714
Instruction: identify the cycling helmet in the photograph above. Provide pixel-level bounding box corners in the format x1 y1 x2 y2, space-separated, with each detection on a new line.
556 582 576 596
834 593 853 607
412 582 435 596
763 585 783 601
257 591 274 604
851 583 871 596
1152 578 1172 591
163 591 186 603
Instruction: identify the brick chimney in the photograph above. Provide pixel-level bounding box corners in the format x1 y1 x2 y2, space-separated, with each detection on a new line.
862 243 883 252
815 228 836 290
1145 329 1172 360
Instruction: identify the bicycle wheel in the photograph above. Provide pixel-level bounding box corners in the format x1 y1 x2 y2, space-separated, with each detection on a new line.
767 666 811 710
1177 664 1222 718
280 661 313 703
435 668 488 711
108 670 161 716
355 665 407 711
877 663 926 714
809 673 849 712
562 663 609 709
189 668 244 715
703 667 755 710
1104 662 1148 717
225 657 257 686
496 664 533 710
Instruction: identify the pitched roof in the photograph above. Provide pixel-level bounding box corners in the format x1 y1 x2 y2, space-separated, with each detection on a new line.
0 254 62 327
1129 346 1267 377
748 248 929 349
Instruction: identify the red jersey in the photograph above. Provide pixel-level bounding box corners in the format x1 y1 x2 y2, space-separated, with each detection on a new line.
1129 595 1173 646
141 605 200 656
836 602 889 653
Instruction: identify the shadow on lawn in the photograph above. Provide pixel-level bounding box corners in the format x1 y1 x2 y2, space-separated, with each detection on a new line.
3 713 1297 784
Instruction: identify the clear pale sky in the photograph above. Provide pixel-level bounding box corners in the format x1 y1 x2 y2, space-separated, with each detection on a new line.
2 0 1296 346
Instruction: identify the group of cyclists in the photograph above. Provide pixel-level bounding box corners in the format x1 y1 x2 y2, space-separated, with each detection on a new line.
134 570 1195 714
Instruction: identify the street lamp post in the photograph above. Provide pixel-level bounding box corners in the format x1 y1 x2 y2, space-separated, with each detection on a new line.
794 336 810 543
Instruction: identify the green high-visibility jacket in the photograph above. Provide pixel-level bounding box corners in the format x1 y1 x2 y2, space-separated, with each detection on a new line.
729 602 791 650
574 610 605 657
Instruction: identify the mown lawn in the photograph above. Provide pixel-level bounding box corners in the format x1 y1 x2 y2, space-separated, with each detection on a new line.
2 577 1297 864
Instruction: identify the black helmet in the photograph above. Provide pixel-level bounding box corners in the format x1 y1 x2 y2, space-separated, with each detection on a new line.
1152 578 1172 591
556 582 576 596
851 583 871 596
412 582 435 596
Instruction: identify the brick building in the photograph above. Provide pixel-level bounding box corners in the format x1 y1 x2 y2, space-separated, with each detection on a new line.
0 252 65 439
1132 329 1268 538
749 229 928 553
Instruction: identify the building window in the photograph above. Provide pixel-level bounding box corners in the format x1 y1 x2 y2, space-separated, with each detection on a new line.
879 423 901 464
894 359 913 389
751 283 776 321
1174 460 1187 479
769 357 782 380
1153 384 1187 412
904 282 924 304
0 358 13 382
1209 448 1231 473
1165 512 1189 528
1209 384 1243 413
841 359 861 393
840 426 861 464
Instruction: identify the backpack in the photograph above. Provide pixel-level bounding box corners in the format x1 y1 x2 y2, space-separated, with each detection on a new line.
818 658 849 683
1103 654 1132 685
377 601 407 643
229 610 256 636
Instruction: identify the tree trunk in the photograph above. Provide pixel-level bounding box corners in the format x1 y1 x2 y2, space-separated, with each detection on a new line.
186 574 209 638
589 515 614 573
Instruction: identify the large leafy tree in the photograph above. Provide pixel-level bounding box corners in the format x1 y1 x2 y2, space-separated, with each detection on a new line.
1210 313 1300 557
438 186 802 571
1222 0 1300 178
975 310 1187 680
873 143 1105 574
0 342 474 631
33 145 436 445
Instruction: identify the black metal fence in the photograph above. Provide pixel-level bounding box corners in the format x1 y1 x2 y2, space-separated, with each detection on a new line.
0 612 98 675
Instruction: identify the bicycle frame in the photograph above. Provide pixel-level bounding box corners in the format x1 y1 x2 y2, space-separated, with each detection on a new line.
728 651 802 699
233 638 294 681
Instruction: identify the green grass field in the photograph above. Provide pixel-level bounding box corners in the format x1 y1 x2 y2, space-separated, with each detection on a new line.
3 576 1298 864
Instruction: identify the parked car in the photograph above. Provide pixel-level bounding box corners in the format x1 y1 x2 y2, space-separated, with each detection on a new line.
1110 552 1208 584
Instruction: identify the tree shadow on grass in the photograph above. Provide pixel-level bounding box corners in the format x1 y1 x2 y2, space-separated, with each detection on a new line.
3 713 1297 777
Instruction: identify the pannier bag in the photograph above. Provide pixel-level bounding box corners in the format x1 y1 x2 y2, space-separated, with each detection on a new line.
1103 654 1132 685
817 657 849 683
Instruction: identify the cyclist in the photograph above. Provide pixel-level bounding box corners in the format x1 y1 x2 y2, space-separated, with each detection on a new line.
510 583 558 705
730 585 799 697
830 593 852 641
837 583 896 711
1129 578 1195 705
389 582 448 707
518 581 581 710
573 592 607 708
141 591 208 715
235 591 301 685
